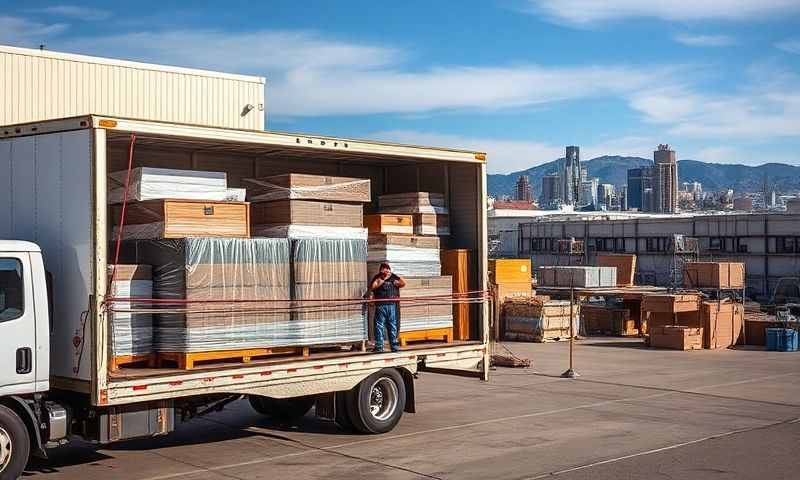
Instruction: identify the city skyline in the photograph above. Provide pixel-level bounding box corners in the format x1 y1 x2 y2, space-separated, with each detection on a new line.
1 1 798 173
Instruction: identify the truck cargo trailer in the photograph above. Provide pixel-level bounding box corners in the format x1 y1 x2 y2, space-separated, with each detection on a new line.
0 115 489 478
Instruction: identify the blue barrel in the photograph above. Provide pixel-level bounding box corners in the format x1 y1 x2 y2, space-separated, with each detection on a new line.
766 328 799 352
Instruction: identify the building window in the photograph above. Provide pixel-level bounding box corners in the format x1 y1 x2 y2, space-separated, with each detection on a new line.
708 237 723 250
646 237 668 252
775 237 797 254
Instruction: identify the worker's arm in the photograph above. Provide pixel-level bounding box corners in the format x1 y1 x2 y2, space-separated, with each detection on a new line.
393 274 406 288
370 274 387 291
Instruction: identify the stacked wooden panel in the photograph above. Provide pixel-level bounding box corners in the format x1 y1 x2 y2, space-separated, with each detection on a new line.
367 234 441 278
503 298 580 342
596 254 636 287
112 200 250 239
378 192 450 236
364 214 413 235
398 276 454 333
642 294 701 333
245 174 370 240
108 167 245 204
107 265 154 367
700 300 744 349
117 238 292 355
441 249 471 340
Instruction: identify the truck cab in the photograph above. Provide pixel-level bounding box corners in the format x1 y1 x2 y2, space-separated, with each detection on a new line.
0 241 62 479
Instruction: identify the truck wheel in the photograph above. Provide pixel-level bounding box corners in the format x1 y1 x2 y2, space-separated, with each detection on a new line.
248 395 315 422
0 405 29 480
347 369 406 434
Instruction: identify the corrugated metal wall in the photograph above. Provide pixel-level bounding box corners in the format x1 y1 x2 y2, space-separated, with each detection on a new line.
1 47 265 130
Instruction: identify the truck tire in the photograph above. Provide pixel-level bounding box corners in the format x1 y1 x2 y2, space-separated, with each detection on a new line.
248 395 315 422
0 405 29 480
347 369 406 434
334 390 355 431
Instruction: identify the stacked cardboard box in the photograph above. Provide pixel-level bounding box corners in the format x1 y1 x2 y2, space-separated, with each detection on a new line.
649 326 703 350
503 297 580 342
683 262 745 289
117 238 292 352
108 265 153 357
397 276 453 332
367 234 441 278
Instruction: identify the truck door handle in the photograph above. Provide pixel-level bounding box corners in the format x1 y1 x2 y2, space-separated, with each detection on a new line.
16 347 32 374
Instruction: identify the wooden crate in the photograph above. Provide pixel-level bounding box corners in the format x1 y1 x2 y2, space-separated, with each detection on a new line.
364 214 413 234
596 254 636 287
581 304 637 336
397 327 452 346
413 213 450 236
243 173 371 203
745 319 790 346
441 249 471 340
701 300 744 349
642 294 700 313
649 326 703 350
489 259 532 284
683 262 745 289
251 200 363 227
113 200 250 238
110 354 156 370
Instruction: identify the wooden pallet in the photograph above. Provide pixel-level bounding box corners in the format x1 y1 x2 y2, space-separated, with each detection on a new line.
158 341 367 369
398 327 453 347
110 354 157 370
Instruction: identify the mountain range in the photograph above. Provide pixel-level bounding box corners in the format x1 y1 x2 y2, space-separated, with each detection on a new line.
488 156 800 199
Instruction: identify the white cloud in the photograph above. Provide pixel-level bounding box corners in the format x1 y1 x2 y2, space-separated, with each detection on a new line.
775 39 800 54
528 0 800 25
673 33 737 47
371 130 658 173
691 146 742 163
0 16 68 45
34 5 111 21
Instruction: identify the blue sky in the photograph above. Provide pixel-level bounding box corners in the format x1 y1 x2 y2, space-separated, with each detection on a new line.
3 1 800 173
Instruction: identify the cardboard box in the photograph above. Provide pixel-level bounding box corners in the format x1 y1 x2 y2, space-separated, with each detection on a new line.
701 300 744 349
597 254 636 286
112 200 250 239
649 326 703 350
683 262 745 289
365 214 413 235
489 259 532 284
441 249 471 340
413 213 451 236
642 294 700 313
243 173 371 203
251 200 363 228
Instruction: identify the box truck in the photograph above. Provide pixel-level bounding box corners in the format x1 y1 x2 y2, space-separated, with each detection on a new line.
0 115 489 478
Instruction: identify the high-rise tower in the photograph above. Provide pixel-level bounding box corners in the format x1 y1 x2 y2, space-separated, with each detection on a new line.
562 146 581 205
653 144 678 213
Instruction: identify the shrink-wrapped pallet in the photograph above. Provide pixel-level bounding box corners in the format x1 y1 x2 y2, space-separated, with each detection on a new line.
503 298 581 342
379 192 449 214
108 167 245 204
108 265 153 357
253 224 368 240
243 174 371 203
251 200 363 228
397 276 454 332
292 239 368 343
117 238 292 352
367 234 441 277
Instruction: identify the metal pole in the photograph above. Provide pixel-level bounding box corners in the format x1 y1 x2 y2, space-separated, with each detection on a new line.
562 272 579 378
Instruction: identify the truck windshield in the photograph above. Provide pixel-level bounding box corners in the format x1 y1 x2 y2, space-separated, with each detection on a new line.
0 258 24 321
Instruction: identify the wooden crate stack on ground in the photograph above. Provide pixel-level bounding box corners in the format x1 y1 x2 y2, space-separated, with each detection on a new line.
502 297 580 342
701 300 744 349
581 304 637 336
489 259 533 340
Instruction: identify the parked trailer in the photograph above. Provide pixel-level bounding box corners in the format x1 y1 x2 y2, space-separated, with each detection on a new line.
0 115 489 478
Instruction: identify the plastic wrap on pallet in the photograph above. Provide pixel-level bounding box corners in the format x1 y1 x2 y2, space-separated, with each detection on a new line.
243 174 371 203
367 244 441 277
253 224 368 240
503 300 582 342
292 238 369 342
116 237 293 352
108 265 153 356
378 192 448 215
368 261 441 278
400 316 454 332
108 167 245 204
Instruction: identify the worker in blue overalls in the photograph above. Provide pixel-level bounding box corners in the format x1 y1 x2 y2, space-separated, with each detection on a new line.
369 262 407 352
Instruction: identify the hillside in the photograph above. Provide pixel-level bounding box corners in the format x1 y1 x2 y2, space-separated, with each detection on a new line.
488 156 800 199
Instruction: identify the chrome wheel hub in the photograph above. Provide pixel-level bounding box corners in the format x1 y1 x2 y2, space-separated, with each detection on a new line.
369 377 398 421
0 426 11 472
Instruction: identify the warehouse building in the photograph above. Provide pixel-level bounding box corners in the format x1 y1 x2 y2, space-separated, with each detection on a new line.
509 211 800 298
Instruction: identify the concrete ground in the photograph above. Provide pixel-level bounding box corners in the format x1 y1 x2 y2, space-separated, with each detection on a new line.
28 338 800 480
